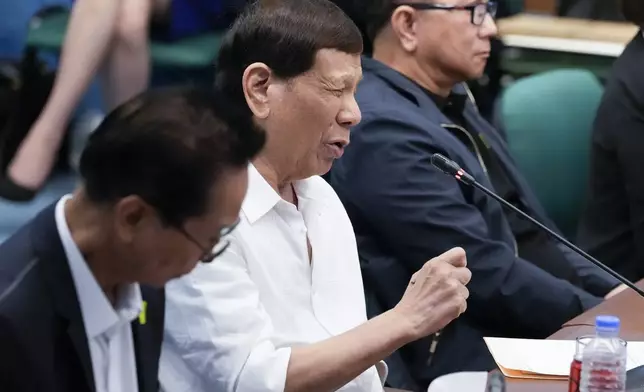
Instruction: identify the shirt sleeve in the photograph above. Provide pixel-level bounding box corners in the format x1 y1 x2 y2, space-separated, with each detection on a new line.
554 242 619 296
159 243 291 392
336 113 602 338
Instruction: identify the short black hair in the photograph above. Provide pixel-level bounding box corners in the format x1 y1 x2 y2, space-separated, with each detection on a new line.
328 0 374 54
79 86 265 226
215 0 363 112
363 0 396 43
621 0 644 25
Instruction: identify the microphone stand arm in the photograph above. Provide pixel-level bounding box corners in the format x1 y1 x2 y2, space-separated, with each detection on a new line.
471 181 644 298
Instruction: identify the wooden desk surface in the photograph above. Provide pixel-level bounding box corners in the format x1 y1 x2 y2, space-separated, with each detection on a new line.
385 281 644 392
498 14 638 43
524 0 556 15
498 14 639 57
506 280 644 391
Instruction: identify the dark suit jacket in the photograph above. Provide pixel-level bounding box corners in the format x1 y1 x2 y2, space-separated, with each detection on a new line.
0 203 165 392
578 32 644 282
327 57 614 389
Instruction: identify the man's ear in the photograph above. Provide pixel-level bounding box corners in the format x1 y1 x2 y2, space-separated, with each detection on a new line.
113 195 155 244
390 6 419 52
242 63 273 119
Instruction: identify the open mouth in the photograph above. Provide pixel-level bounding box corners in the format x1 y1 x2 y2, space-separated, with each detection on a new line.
326 141 346 158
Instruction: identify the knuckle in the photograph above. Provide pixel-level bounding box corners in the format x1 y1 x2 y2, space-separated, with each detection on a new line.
434 262 451 276
448 301 462 319
452 296 466 311
461 298 468 312
421 261 435 277
425 260 439 272
464 267 473 282
446 279 460 293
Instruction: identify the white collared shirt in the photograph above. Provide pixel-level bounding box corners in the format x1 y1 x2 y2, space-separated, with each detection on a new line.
160 165 385 392
55 195 142 392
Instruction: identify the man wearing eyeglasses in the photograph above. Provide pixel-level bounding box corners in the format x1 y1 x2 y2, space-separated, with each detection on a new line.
0 86 264 392
326 0 624 386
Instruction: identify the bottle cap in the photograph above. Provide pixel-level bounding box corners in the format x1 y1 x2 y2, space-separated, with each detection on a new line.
595 315 620 333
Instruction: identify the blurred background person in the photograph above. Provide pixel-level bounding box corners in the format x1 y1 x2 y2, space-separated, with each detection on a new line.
0 0 244 201
578 0 644 282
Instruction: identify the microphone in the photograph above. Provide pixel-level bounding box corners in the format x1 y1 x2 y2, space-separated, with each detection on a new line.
486 370 506 392
430 153 644 298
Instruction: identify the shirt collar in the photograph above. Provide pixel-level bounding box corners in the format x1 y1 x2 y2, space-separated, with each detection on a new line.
362 56 468 114
241 164 282 224
414 80 468 115
241 164 323 224
55 195 143 339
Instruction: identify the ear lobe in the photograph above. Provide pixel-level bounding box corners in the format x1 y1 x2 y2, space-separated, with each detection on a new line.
391 7 418 52
242 63 272 119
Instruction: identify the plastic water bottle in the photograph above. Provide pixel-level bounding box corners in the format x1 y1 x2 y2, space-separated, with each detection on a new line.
580 315 627 392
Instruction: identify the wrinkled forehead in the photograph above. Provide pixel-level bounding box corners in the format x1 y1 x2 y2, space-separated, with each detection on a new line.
308 48 363 86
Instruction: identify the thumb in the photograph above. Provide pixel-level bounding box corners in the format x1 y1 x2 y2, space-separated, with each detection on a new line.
434 247 467 268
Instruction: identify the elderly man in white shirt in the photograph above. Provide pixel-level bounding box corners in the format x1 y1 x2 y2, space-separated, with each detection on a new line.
160 1 472 391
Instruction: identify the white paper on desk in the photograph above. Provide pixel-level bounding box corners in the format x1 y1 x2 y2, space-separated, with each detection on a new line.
484 337 644 378
427 372 488 392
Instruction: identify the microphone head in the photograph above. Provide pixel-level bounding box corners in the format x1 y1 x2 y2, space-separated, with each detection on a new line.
431 153 476 185
431 153 461 176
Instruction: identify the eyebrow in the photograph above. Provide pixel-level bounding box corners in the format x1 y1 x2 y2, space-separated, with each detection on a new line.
326 73 363 88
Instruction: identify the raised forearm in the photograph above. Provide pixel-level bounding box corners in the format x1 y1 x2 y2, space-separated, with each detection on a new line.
285 310 413 392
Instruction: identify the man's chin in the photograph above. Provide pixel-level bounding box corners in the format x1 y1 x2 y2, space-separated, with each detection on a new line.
303 159 336 179
318 160 335 177
462 70 484 84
